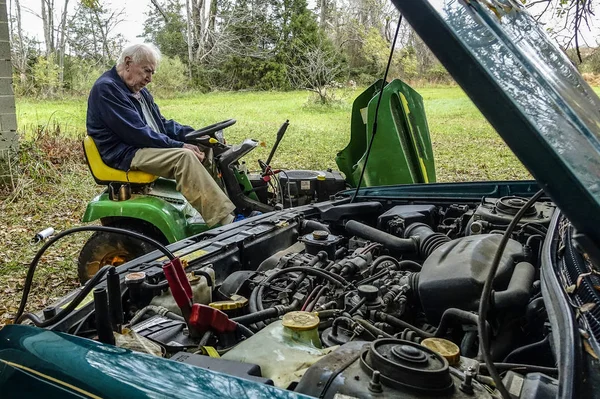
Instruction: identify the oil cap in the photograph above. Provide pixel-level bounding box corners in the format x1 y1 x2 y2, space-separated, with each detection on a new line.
209 295 248 311
316 173 326 181
282 311 320 331
421 338 460 366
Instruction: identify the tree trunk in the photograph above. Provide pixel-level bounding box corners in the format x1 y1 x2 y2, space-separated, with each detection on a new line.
58 0 69 84
186 0 193 78
41 0 51 55
13 0 27 84
92 8 110 62
193 0 213 62
320 0 327 29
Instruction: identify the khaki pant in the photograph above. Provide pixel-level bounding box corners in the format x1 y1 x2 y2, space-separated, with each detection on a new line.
131 147 235 227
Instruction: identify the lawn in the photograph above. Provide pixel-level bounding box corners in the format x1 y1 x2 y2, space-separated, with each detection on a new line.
0 85 540 325
16 86 529 181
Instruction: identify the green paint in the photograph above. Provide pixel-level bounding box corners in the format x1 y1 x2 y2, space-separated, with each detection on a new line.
336 79 436 187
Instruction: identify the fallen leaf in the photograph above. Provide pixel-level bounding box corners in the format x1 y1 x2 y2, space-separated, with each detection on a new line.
584 340 599 360
580 303 596 313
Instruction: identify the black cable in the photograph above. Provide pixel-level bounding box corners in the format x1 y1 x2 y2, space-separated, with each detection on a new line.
477 189 545 399
358 269 390 285
14 225 175 324
254 266 348 314
16 265 112 327
503 335 550 363
375 311 434 338
479 362 558 375
368 255 400 276
305 285 329 312
353 317 394 339
350 15 402 203
346 297 366 315
278 170 294 209
236 322 255 338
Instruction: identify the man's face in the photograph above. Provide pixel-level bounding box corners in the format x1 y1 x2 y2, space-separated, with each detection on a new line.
122 56 156 93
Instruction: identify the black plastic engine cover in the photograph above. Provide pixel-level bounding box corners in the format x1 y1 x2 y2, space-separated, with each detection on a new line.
377 205 437 234
279 170 346 206
418 234 523 323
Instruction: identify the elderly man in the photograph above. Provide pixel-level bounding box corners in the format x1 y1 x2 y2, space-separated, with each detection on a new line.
87 43 236 226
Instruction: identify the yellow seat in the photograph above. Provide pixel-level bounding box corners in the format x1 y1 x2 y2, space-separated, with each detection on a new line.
83 135 158 185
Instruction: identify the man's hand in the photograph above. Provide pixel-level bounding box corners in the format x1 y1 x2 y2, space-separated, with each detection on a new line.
183 143 205 162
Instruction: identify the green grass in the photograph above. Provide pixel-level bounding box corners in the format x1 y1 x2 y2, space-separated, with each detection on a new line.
16 86 529 181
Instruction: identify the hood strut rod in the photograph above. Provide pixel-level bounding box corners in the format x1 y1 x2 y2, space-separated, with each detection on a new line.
350 14 403 203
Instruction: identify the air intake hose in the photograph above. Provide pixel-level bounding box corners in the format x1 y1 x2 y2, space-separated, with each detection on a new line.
345 220 417 252
345 220 450 257
492 262 535 309
404 222 451 258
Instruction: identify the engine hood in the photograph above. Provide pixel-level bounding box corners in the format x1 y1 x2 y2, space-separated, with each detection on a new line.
391 0 600 249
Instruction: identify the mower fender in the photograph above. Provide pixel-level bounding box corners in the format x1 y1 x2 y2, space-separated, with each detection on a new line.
82 193 189 243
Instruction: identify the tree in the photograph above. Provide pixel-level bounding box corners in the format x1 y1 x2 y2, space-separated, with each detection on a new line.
143 0 189 62
525 0 596 61
287 40 344 103
68 2 125 65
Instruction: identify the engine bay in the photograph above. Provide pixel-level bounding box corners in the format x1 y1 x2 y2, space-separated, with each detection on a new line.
22 194 570 398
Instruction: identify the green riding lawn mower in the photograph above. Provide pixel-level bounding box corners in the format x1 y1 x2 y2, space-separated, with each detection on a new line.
78 79 436 283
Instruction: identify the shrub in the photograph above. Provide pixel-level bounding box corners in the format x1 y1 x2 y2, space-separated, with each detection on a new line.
152 56 189 95
66 59 107 96
28 56 61 98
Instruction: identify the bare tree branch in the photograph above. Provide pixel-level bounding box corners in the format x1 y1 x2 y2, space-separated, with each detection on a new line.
150 0 169 23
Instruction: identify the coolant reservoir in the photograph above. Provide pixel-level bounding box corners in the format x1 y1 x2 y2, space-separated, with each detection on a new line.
150 267 214 315
222 311 336 388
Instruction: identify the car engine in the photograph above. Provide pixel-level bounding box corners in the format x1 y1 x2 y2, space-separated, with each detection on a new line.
24 195 562 398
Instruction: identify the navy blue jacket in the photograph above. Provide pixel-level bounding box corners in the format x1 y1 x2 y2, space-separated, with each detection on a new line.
86 67 194 171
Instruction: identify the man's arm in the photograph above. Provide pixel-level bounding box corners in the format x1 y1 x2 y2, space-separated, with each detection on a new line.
92 82 184 149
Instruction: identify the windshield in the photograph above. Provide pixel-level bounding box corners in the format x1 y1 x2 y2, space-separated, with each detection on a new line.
392 0 600 245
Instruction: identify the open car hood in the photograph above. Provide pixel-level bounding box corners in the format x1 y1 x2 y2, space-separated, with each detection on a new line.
392 0 600 249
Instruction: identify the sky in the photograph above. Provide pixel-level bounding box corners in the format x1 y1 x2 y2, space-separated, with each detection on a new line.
15 0 153 46
12 0 600 48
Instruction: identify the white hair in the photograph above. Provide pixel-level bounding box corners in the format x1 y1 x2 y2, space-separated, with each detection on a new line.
117 43 161 67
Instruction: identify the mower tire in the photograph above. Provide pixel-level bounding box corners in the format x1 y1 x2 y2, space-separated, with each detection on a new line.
77 228 163 284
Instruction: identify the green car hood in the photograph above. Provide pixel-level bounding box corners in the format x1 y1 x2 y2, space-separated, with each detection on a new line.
392 0 600 249
0 325 310 399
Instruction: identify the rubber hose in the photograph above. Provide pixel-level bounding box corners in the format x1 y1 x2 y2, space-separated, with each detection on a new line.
345 220 417 252
316 309 343 319
503 336 550 363
236 322 255 338
493 262 536 309
16 265 112 328
14 225 175 324
353 318 394 339
435 308 485 338
375 312 434 338
369 255 400 276
232 307 279 325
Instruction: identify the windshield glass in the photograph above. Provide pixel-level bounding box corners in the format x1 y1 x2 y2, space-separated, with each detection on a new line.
434 0 600 191
388 0 600 244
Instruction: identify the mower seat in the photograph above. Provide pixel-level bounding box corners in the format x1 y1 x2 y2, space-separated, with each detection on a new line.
83 135 158 185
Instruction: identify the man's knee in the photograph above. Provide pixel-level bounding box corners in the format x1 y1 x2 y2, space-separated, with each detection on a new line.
175 148 200 165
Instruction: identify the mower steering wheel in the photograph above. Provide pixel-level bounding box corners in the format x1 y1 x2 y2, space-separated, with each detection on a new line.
185 119 236 140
